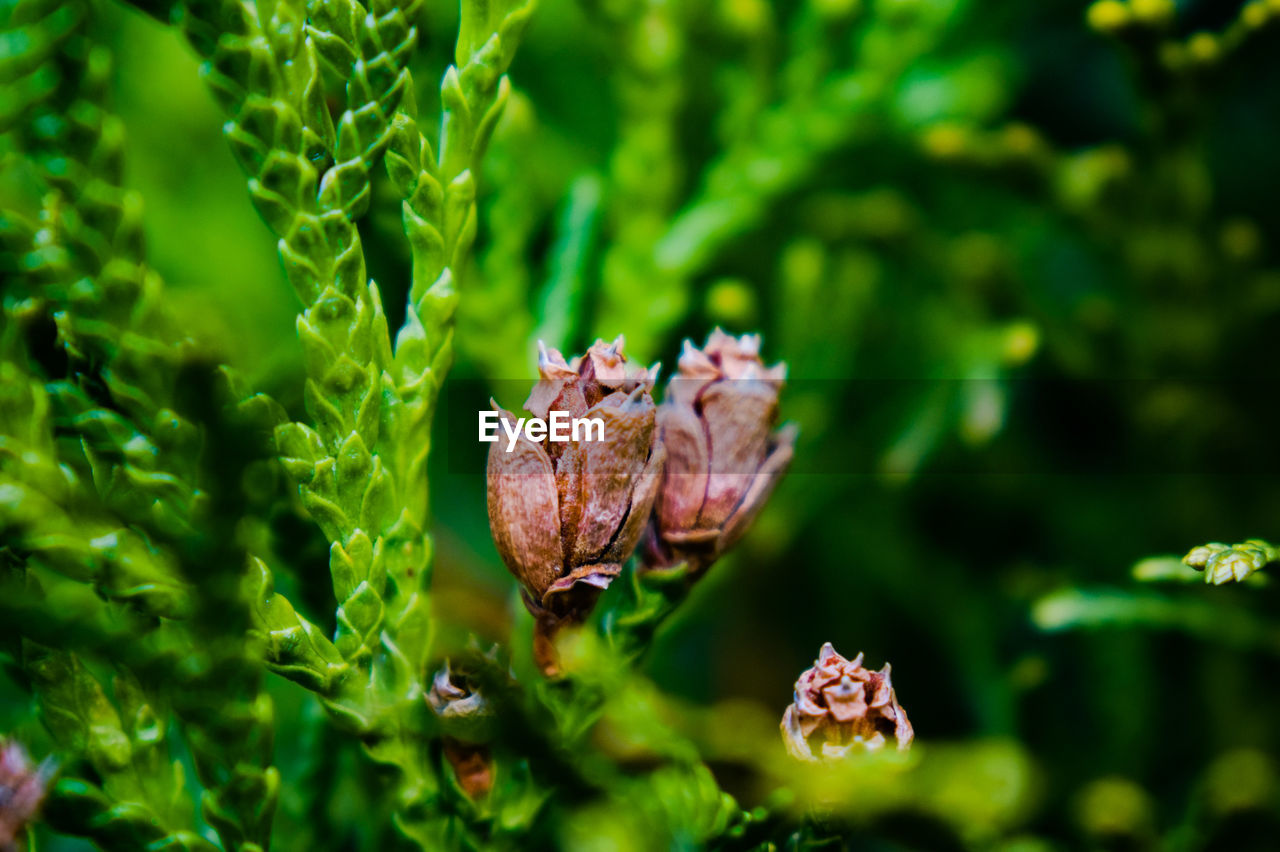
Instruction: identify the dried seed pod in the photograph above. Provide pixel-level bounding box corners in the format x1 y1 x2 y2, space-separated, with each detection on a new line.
781 643 913 760
428 663 495 800
427 662 495 739
0 739 53 851
643 329 794 576
487 337 664 675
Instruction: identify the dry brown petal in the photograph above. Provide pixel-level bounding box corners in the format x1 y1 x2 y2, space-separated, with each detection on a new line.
703 328 761 377
603 435 665 566
823 675 869 722
667 341 721 408
653 405 710 535
581 335 631 393
543 563 621 605
526 342 586 420
819 643 845 664
868 668 893 708
564 390 657 565
716 425 796 556
781 705 812 761
794 688 828 722
486 406 563 601
698 378 778 529
893 699 915 747
796 714 824 740
553 438 586 565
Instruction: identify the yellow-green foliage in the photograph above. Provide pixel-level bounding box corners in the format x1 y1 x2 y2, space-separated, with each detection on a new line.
4 0 1280 850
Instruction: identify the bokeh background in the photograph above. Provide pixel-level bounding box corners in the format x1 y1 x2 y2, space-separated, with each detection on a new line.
6 0 1280 847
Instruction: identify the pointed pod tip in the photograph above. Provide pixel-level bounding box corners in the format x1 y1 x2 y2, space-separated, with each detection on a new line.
624 383 649 407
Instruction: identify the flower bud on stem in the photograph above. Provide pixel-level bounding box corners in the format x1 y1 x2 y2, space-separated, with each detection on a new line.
486 336 663 676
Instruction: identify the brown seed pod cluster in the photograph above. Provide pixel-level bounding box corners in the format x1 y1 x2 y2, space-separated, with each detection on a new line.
486 332 915 760
486 331 793 675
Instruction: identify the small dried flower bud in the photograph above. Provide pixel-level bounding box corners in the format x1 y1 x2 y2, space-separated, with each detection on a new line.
1184 539 1277 585
0 739 54 850
428 663 495 737
487 337 665 675
644 329 794 575
427 664 495 800
781 643 913 761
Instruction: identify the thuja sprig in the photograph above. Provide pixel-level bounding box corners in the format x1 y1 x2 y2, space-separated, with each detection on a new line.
3 455 284 852
366 0 536 717
2 1 286 845
0 342 192 620
1184 540 1280 586
0 0 213 626
2 0 205 542
383 0 534 537
162 0 537 840
174 0 428 773
172 0 535 700
0 11 157 586
0 358 283 852
22 647 219 852
385 0 536 309
173 0 402 678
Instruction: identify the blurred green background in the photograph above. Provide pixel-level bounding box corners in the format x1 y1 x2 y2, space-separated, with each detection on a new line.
7 0 1280 847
